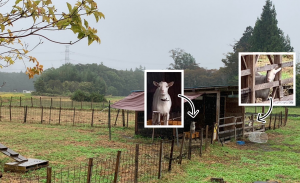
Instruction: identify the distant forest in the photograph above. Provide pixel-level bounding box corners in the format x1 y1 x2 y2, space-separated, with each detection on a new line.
33 63 144 96
0 72 39 92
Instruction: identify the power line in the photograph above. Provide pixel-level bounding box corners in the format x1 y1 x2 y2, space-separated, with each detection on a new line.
65 45 70 64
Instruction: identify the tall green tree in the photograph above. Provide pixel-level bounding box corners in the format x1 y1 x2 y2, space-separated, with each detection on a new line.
250 0 293 52
168 48 199 70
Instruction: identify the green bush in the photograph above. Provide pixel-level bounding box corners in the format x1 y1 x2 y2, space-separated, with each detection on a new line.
71 90 106 102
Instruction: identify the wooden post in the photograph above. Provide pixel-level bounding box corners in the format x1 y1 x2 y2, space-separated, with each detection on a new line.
273 114 277 130
40 97 42 107
200 128 203 157
168 139 175 171
71 100 73 108
59 107 61 124
9 103 11 121
24 106 27 123
242 106 245 137
91 109 94 127
280 111 283 126
247 55 256 103
41 106 43 124
158 140 163 179
113 151 122 183
73 107 75 125
114 109 120 126
285 107 288 126
49 106 52 124
86 158 93 183
31 97 33 107
127 110 129 127
122 109 125 127
60 98 61 108
179 133 185 164
20 96 21 107
188 130 192 160
215 91 220 141
262 106 265 115
269 114 272 130
46 167 52 183
134 144 139 183
91 99 93 109
10 96 12 106
273 55 282 99
205 125 208 151
152 128 155 143
234 127 237 141
108 101 111 140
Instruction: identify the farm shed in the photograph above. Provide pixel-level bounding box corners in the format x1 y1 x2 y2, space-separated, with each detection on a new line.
184 86 245 141
112 86 246 140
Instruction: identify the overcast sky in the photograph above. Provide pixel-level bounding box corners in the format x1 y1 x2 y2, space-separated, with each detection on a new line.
1 0 299 73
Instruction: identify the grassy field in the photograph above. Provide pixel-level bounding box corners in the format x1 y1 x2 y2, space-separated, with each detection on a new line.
158 116 300 183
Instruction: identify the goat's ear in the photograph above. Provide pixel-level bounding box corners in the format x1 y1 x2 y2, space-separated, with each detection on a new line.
168 81 174 87
153 81 159 87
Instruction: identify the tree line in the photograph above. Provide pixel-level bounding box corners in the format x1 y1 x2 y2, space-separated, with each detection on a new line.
33 63 144 96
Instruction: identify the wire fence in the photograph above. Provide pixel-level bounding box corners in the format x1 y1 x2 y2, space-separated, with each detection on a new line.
0 97 109 110
0 106 136 128
0 111 289 183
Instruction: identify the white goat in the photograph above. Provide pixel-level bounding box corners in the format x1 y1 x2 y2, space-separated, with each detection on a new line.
255 68 281 101
152 81 174 125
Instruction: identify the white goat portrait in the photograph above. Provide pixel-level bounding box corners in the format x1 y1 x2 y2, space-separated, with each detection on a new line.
255 68 281 101
152 81 174 125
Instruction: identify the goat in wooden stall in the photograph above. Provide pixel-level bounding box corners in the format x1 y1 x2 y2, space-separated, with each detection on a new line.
255 68 281 101
152 81 174 125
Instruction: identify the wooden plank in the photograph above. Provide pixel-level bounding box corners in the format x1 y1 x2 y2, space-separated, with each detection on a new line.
241 69 251 76
242 56 247 69
267 55 274 64
279 86 284 98
218 128 243 134
280 78 293 85
281 61 293 68
256 64 278 72
255 81 279 91
247 55 256 103
241 88 251 94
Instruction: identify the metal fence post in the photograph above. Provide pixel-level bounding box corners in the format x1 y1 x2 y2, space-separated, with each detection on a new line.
158 140 163 179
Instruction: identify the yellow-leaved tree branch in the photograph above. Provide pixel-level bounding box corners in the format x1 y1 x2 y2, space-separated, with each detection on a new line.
0 0 104 78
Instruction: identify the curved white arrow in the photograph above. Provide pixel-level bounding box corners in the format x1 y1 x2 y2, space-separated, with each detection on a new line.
257 97 273 123
178 94 199 118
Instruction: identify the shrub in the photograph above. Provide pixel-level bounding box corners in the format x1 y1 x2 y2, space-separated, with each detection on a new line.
71 90 107 102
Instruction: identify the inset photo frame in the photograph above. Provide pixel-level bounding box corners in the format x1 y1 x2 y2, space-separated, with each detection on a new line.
144 70 184 128
239 52 296 106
